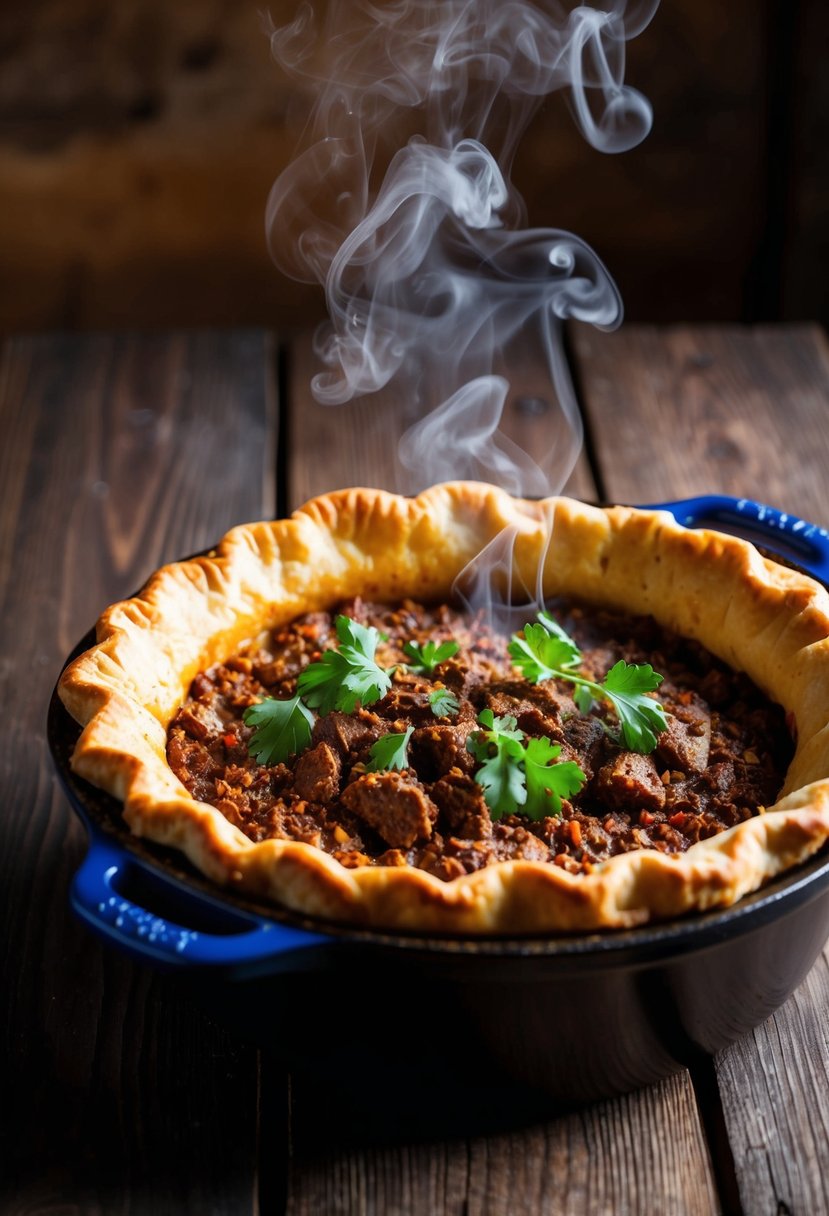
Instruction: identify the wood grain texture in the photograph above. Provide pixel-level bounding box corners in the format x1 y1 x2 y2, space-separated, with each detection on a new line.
0 332 276 1212
286 1074 719 1216
286 332 595 509
715 949 829 1216
573 320 829 1216
570 322 829 525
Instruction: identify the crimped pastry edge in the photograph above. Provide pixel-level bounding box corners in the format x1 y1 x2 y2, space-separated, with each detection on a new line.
58 481 829 933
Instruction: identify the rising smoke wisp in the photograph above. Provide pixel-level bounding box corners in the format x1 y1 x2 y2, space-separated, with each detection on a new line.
266 0 657 495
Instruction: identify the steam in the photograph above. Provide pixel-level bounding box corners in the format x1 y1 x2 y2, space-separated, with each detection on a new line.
266 0 657 496
452 500 560 633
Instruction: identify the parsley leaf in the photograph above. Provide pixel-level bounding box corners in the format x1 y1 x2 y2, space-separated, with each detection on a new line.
297 614 393 713
509 614 668 755
471 734 527 817
335 616 384 656
428 688 460 719
522 737 586 820
467 710 527 815
467 711 586 820
366 726 414 772
602 660 667 752
403 639 460 673
508 622 582 682
469 708 526 750
296 649 352 714
243 695 314 765
466 711 526 817
537 610 585 657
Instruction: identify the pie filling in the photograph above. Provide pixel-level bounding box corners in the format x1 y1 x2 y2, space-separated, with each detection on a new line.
166 598 793 881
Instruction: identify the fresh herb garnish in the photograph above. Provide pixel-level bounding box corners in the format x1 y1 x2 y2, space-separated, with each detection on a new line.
522 736 586 819
297 614 393 714
366 726 414 772
508 621 581 682
537 610 585 661
467 709 586 820
601 660 668 753
467 711 527 817
243 695 314 765
508 615 667 754
403 639 460 673
428 687 460 719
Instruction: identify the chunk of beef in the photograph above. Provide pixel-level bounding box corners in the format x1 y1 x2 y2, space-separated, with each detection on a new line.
293 742 341 803
486 822 552 864
341 772 438 848
311 711 382 759
438 659 489 702
410 721 476 780
484 680 577 729
560 714 607 782
174 699 224 741
595 752 666 814
431 770 491 839
656 698 711 774
167 727 218 785
374 687 439 726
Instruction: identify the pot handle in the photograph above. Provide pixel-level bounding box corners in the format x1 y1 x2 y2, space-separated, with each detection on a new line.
648 494 829 583
71 836 330 972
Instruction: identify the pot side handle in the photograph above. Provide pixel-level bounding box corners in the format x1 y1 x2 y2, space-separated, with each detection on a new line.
647 494 829 583
72 836 329 972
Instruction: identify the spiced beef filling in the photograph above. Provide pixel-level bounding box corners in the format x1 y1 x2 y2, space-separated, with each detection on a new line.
166 598 793 882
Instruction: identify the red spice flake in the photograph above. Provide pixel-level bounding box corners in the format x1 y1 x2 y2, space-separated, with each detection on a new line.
222 733 236 749
639 810 655 826
669 812 687 828
568 820 582 847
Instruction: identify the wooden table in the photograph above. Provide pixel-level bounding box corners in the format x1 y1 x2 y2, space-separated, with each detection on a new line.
3 323 829 1214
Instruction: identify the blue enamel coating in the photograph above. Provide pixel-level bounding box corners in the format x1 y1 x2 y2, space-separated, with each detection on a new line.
71 836 328 970
645 494 829 583
70 493 829 971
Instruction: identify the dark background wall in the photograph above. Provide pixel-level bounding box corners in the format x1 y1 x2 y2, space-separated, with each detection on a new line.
0 0 825 333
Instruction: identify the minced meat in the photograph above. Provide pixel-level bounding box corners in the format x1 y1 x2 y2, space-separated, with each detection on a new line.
165 597 793 879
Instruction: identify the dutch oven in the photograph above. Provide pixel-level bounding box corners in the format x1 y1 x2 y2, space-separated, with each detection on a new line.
48 495 829 1113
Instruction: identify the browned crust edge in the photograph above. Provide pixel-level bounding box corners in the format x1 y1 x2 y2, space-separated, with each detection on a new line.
58 482 829 933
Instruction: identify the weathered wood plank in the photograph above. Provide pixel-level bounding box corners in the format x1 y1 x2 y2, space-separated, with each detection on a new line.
0 332 276 1213
573 320 829 1216
286 332 595 507
716 951 829 1216
570 322 829 526
286 1073 718 1216
283 332 719 1216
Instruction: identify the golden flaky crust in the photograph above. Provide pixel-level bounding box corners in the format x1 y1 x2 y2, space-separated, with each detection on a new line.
59 483 829 933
